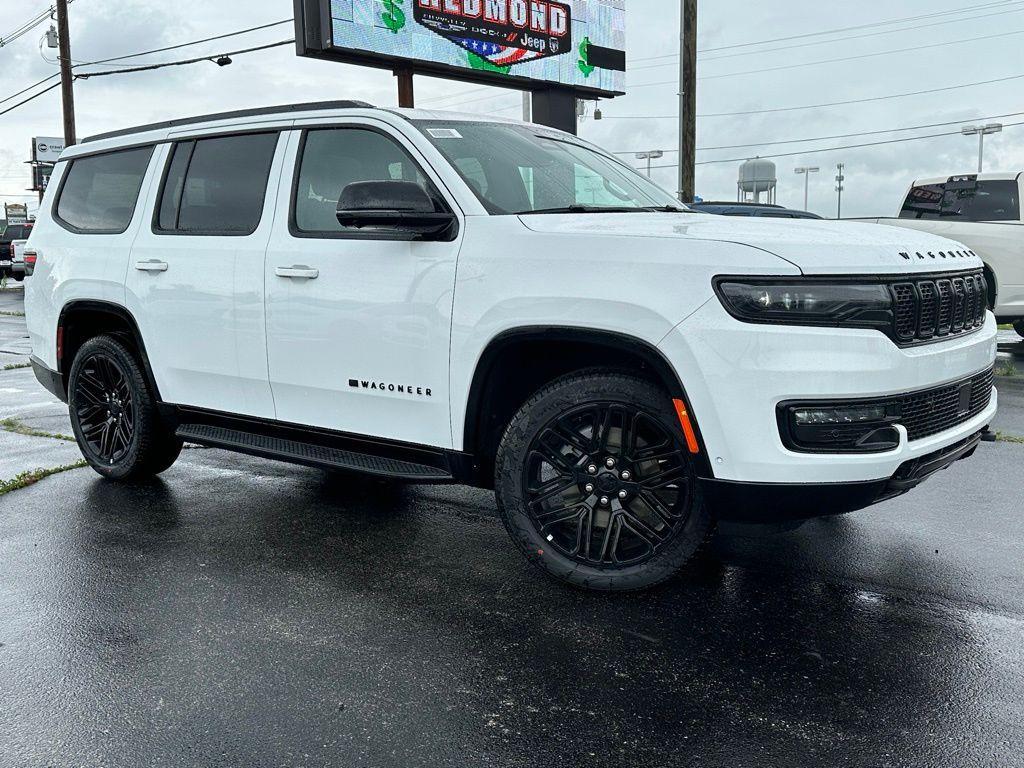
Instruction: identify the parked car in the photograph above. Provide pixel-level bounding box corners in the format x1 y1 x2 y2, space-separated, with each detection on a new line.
25 102 997 591
858 173 1023 337
689 202 822 219
1 222 33 279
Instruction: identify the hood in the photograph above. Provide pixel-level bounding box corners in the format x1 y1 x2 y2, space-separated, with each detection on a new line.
518 212 984 276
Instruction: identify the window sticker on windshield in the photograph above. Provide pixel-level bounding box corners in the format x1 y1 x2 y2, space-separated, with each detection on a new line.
427 128 463 139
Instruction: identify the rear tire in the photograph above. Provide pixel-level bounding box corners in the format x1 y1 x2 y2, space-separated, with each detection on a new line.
68 335 182 481
495 370 714 592
1015 320 1024 339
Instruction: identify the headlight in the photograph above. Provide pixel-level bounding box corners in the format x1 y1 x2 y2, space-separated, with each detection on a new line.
715 280 893 328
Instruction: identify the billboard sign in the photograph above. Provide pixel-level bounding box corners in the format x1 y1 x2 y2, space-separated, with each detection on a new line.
32 164 54 193
294 0 626 98
32 136 65 163
4 203 29 225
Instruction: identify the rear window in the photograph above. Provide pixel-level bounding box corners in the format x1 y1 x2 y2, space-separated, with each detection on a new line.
1 225 32 240
900 179 1020 222
156 133 279 235
55 147 154 233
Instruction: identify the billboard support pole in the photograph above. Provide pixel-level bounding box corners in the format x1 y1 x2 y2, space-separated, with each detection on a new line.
395 68 415 108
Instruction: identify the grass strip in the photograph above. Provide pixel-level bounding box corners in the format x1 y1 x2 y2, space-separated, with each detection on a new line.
0 311 26 317
3 362 31 370
0 417 76 442
996 432 1024 445
0 461 88 497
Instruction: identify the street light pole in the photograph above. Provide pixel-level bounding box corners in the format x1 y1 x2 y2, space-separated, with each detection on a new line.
794 166 820 211
961 123 1003 173
55 0 76 146
636 150 664 177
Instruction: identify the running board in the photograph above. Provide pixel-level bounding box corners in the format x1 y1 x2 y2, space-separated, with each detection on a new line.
175 423 453 481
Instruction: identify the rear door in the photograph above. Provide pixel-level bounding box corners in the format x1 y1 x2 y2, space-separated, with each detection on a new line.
125 129 288 417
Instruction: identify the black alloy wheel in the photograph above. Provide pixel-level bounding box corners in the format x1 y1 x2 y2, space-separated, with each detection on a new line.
68 335 183 480
74 352 136 466
496 371 714 591
524 403 697 567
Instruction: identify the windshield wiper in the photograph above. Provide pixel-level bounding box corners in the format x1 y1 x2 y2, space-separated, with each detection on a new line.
519 205 647 215
640 205 690 213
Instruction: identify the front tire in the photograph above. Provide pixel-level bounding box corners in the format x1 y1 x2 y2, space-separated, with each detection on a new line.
495 371 714 592
68 335 182 481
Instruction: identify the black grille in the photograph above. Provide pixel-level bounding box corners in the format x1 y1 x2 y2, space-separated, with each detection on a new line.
890 270 986 344
896 367 995 442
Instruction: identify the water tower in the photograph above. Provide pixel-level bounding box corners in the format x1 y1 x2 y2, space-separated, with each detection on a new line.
737 158 777 204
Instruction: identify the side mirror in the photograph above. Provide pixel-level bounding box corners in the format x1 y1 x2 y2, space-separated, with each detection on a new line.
336 181 457 240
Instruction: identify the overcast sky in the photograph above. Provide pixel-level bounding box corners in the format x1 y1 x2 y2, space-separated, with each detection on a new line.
1 0 1022 218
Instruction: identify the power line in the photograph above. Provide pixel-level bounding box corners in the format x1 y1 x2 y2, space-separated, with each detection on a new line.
75 18 292 68
629 3 1024 70
629 28 1024 88
610 111 1024 155
597 72 1024 120
0 80 61 118
701 0 1022 54
637 120 1024 168
74 39 293 79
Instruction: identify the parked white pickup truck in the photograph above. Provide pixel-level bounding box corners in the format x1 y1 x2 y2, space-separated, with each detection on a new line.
860 173 1023 336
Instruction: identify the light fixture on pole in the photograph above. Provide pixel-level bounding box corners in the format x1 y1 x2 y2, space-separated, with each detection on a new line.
636 150 664 177
961 123 1002 173
794 166 820 211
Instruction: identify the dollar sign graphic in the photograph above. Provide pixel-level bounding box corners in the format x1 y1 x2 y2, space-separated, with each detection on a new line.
577 36 595 77
382 0 406 33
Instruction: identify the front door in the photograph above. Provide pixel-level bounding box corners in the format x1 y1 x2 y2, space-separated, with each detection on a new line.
264 124 462 448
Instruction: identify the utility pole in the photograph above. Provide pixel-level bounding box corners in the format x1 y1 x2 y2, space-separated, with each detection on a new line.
678 0 697 202
522 91 532 122
55 0 76 146
835 163 845 219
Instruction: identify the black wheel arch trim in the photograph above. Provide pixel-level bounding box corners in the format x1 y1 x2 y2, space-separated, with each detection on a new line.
58 300 163 402
462 326 714 479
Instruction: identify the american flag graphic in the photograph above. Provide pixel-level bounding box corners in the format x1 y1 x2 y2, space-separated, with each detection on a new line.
452 37 543 66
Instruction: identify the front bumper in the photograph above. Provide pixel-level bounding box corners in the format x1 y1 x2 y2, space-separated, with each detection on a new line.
660 298 999 485
702 429 986 522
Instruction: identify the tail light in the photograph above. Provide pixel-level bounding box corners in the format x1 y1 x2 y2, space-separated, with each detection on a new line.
23 248 37 276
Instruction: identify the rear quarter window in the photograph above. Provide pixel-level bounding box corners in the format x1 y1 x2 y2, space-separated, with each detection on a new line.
55 146 154 234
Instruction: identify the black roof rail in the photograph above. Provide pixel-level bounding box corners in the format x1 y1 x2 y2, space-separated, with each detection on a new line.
82 100 376 144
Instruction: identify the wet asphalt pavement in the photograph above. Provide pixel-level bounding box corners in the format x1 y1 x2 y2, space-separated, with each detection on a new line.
1 286 1023 767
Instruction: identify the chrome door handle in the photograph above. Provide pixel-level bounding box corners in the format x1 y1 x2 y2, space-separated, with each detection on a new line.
135 260 169 272
275 265 319 280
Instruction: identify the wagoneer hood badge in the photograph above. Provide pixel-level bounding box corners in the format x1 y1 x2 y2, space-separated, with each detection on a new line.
518 212 985 276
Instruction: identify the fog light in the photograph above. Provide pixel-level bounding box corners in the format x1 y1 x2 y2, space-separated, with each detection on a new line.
781 401 901 453
793 405 887 426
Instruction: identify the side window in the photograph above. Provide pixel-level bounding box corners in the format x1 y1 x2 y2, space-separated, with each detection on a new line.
293 128 440 235
55 146 154 234
156 132 279 235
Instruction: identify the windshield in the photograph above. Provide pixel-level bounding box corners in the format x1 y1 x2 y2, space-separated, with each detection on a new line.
413 120 687 215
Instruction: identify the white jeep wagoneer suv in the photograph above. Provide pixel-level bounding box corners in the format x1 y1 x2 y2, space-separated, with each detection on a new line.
24 102 998 590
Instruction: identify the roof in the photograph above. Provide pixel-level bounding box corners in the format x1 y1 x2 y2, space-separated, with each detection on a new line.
913 172 1022 185
82 100 376 144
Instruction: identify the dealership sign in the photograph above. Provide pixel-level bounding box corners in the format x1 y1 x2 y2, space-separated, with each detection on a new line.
294 0 626 97
32 136 65 163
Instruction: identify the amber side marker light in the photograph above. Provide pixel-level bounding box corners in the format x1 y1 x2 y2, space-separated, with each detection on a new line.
672 399 701 454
